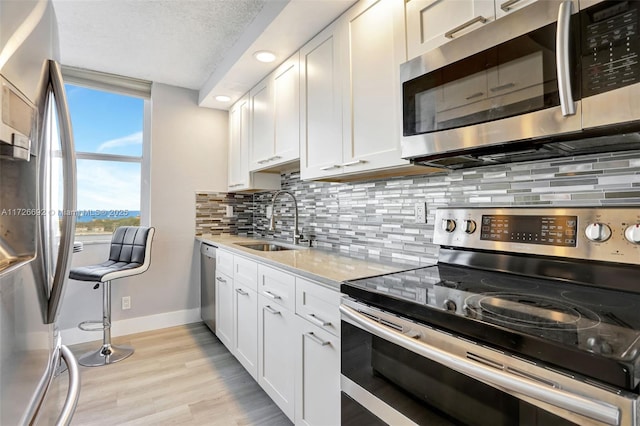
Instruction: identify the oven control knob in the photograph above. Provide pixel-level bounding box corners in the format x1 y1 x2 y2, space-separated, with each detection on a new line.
463 305 478 319
442 219 456 233
442 300 457 312
624 224 640 244
463 220 477 234
586 336 612 355
585 223 612 242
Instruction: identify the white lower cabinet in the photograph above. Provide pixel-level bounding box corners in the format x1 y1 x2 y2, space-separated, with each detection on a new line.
233 282 258 380
215 270 234 352
295 317 341 426
258 294 296 421
213 249 341 424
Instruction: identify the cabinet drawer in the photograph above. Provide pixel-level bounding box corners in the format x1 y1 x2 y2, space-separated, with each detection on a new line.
258 264 295 311
234 256 258 292
295 278 341 337
217 249 234 277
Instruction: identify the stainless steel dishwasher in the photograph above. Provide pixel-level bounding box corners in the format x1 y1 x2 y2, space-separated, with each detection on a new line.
200 243 216 334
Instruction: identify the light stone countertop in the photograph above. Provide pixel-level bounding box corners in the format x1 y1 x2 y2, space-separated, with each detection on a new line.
197 234 429 290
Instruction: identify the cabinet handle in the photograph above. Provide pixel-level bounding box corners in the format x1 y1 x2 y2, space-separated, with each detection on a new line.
341 159 366 167
257 155 283 164
307 313 331 327
264 305 281 315
216 276 227 283
500 0 523 11
305 332 330 346
444 16 488 39
235 288 249 296
320 164 340 171
229 183 244 188
264 290 281 300
490 82 515 92
465 92 484 100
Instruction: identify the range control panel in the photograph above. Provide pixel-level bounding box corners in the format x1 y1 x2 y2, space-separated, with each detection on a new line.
434 207 640 265
480 215 578 247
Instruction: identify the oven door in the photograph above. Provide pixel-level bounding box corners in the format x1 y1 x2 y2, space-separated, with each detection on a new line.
340 298 638 426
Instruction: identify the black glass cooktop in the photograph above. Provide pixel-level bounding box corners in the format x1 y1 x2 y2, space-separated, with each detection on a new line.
342 263 640 391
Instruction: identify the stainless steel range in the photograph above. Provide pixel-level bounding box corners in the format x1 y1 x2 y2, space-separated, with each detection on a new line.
340 207 640 426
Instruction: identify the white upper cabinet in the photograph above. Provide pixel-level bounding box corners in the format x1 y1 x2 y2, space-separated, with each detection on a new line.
299 22 345 180
300 0 410 180
341 0 408 174
406 0 495 60
228 95 250 191
227 94 280 192
249 53 300 172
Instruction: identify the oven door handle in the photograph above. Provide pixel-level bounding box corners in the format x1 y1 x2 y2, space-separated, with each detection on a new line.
340 305 621 426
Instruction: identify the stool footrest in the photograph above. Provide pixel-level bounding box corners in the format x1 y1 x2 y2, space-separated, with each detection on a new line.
78 320 110 332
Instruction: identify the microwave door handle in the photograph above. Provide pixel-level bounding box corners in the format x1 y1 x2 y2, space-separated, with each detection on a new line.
46 60 77 324
556 1 576 116
340 305 621 426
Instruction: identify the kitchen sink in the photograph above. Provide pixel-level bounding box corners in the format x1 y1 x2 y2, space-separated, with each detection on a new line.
235 242 298 252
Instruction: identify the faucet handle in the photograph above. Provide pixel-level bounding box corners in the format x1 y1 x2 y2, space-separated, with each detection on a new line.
297 234 314 247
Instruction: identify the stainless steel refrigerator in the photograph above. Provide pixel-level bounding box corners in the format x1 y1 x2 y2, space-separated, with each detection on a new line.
1 1 81 424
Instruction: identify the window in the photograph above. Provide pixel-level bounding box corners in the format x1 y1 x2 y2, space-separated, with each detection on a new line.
63 68 151 240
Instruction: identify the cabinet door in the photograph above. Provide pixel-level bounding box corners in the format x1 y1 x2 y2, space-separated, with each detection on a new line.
341 0 409 175
233 284 258 380
258 295 295 421
272 52 300 165
295 317 340 426
249 77 274 171
299 21 345 180
215 270 234 352
228 95 250 191
406 0 495 60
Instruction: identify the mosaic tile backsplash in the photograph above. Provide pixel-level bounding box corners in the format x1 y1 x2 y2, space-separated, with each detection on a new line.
195 192 253 236
197 150 640 264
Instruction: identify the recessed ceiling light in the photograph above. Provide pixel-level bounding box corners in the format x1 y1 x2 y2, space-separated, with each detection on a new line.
254 50 276 63
215 95 231 102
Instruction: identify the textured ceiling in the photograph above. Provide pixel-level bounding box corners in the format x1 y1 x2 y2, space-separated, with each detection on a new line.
52 0 268 90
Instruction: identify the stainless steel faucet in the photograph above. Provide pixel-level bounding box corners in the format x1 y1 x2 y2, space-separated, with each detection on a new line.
269 190 304 245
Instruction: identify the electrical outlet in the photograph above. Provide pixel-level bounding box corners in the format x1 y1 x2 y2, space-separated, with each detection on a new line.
266 205 273 219
415 202 427 223
122 296 131 310
226 205 233 217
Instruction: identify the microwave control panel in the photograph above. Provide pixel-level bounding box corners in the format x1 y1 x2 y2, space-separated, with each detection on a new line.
581 1 640 97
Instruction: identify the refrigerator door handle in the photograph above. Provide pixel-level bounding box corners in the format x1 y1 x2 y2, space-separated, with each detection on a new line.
46 60 77 324
56 345 81 426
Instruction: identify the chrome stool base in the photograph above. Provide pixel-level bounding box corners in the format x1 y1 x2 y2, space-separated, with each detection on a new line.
77 280 135 367
78 344 134 367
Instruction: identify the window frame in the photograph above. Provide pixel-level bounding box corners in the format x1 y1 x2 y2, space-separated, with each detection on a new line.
62 67 152 243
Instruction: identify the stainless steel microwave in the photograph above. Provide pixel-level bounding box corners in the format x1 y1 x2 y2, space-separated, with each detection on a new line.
401 0 640 169
0 74 35 161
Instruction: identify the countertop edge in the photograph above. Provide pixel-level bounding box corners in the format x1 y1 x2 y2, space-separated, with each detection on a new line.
197 236 342 291
196 235 428 292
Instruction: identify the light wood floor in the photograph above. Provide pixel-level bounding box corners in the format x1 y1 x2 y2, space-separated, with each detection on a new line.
58 323 292 426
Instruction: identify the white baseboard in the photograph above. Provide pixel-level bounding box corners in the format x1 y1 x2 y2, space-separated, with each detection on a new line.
60 308 202 346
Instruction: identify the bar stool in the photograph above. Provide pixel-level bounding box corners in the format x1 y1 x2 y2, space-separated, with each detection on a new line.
70 226 155 367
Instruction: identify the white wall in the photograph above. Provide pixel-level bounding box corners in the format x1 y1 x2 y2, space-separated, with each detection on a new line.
59 83 228 344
